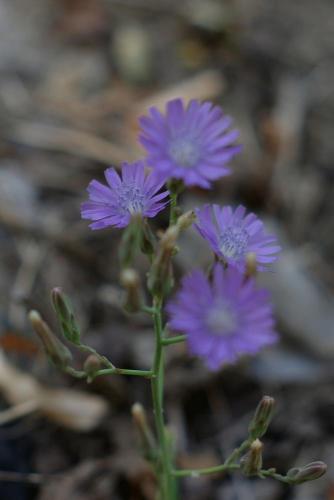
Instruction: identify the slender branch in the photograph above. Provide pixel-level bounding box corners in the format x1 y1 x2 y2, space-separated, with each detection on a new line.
162 335 186 346
64 366 86 378
169 191 179 225
77 344 115 369
225 438 252 465
64 366 153 379
173 463 240 478
94 368 153 378
259 469 291 483
141 305 157 314
151 297 176 499
173 464 291 483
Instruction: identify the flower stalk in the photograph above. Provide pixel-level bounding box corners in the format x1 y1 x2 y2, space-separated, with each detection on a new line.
29 97 326 499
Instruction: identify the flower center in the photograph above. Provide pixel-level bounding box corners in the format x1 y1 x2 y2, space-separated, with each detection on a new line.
219 226 249 259
206 301 236 336
169 138 199 168
118 184 145 215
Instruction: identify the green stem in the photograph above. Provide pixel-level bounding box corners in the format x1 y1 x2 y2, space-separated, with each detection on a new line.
173 464 291 483
173 463 240 477
169 191 178 226
225 438 253 465
151 297 176 499
173 438 252 478
142 305 157 314
259 469 291 483
64 366 153 380
162 335 186 346
95 368 153 378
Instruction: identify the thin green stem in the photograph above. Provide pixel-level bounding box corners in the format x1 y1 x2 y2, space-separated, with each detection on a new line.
151 297 176 499
142 305 157 314
225 438 252 465
173 464 291 483
169 191 178 225
172 438 252 478
173 463 240 478
93 368 153 378
162 335 186 346
259 469 291 483
64 367 86 378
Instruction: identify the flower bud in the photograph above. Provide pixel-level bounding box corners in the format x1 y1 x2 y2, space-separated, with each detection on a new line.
140 219 156 257
240 439 263 476
147 226 177 297
119 215 142 268
249 395 275 439
51 288 81 345
287 461 327 484
120 268 142 312
176 210 196 231
29 310 72 368
83 354 101 382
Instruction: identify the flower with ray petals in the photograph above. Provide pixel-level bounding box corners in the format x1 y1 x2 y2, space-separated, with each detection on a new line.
167 265 277 370
81 161 169 230
138 98 242 188
195 204 280 271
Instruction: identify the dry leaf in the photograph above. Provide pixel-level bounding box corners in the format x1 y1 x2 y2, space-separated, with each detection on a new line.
0 350 108 431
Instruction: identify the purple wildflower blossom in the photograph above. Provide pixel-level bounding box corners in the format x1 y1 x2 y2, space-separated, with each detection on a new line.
81 161 169 229
167 265 277 370
138 98 241 188
195 204 281 271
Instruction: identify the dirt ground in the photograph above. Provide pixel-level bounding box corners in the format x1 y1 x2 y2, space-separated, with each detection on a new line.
0 0 334 499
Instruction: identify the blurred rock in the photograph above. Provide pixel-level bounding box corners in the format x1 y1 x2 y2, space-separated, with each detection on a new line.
0 165 37 222
261 248 334 358
250 348 327 384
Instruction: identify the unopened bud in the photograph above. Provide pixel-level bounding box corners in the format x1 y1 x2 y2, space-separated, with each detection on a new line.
132 402 148 429
287 461 327 484
161 225 179 251
120 268 142 312
245 252 257 279
29 310 72 368
140 219 156 256
51 287 70 323
51 288 81 344
132 402 156 460
249 395 275 439
83 354 101 382
119 217 142 268
176 210 196 231
147 227 177 297
240 439 263 476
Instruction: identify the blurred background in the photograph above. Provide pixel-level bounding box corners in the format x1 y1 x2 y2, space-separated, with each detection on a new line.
0 0 334 498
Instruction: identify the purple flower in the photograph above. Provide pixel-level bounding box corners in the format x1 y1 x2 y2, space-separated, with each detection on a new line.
195 204 281 271
167 265 277 370
81 161 169 229
138 98 241 188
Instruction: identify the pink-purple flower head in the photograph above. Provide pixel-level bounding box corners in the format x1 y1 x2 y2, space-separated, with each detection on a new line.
195 204 281 271
138 98 242 189
167 265 278 370
81 161 169 230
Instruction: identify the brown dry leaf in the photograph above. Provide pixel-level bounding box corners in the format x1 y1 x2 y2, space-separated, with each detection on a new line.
0 350 108 431
9 122 129 165
129 70 225 123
